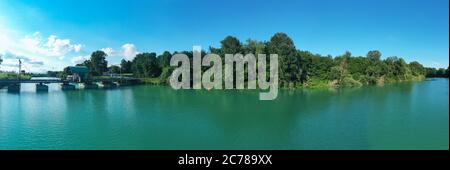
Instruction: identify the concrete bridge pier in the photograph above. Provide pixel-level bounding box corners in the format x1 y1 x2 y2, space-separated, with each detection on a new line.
7 83 21 93
36 83 49 92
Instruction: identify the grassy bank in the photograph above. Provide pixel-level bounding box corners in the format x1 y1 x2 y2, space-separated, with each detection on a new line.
0 72 32 80
138 75 427 89
141 77 166 85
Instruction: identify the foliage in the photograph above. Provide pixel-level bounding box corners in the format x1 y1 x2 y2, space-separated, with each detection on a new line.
57 32 441 87
132 52 161 78
0 72 32 80
426 67 449 78
89 51 108 76
109 65 121 74
120 59 133 73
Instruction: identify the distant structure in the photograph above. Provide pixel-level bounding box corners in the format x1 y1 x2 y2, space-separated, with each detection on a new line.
0 55 3 72
66 66 89 82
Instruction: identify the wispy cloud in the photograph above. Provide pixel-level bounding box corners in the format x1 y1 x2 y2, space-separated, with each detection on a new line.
70 55 90 64
98 44 139 60
100 47 114 56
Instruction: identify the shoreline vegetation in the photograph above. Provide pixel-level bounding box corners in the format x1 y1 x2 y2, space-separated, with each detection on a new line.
1 32 449 89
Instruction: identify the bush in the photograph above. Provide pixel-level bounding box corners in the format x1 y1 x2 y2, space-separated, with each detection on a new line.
340 76 362 87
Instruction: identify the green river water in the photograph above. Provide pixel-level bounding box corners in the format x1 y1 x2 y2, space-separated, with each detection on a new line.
0 78 448 149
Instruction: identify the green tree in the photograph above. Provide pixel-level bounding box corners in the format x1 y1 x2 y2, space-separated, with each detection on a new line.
445 66 450 78
330 66 345 82
367 50 381 61
132 52 161 78
267 32 300 86
301 52 334 80
436 68 447 77
109 65 121 74
120 59 133 73
425 67 437 77
334 52 351 76
220 36 242 55
158 51 172 68
408 61 425 76
242 39 266 54
90 50 108 76
348 56 371 75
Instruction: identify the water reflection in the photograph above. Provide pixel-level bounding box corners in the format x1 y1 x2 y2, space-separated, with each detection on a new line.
0 79 448 149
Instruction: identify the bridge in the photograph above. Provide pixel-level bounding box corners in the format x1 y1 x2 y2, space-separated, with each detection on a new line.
0 77 140 84
0 79 62 84
0 77 142 91
1 59 141 91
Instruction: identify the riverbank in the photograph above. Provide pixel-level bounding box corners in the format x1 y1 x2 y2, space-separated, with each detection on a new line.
299 75 427 89
138 75 428 89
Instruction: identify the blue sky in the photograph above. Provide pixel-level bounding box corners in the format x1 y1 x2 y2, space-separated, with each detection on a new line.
0 0 448 72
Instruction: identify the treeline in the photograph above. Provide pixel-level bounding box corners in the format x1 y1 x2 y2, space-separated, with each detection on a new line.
62 32 447 88
425 67 449 78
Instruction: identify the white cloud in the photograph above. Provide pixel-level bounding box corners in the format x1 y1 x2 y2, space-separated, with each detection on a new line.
121 43 138 60
74 44 82 52
0 29 85 72
100 47 114 56
20 32 83 57
70 55 90 64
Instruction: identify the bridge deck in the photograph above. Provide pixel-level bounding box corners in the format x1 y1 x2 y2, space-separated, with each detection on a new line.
0 77 140 84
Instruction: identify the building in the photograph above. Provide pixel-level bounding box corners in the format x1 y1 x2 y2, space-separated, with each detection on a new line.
66 66 89 82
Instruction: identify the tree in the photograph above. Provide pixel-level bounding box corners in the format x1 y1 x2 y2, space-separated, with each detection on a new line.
242 39 266 54
267 32 300 86
436 68 447 77
158 51 172 68
132 52 161 78
408 61 425 76
445 66 450 78
90 50 108 76
54 34 437 88
367 50 381 61
334 52 351 76
394 58 408 78
301 52 334 80
366 62 384 77
120 59 133 73
330 66 344 82
109 65 121 74
220 36 241 55
348 56 370 75
0 54 3 65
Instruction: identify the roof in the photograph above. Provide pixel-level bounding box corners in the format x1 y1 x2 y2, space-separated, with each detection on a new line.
68 66 89 74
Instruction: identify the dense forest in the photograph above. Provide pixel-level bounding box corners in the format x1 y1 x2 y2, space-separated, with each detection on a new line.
57 32 448 88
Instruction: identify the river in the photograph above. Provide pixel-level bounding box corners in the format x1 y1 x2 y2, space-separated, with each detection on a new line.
0 78 448 149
